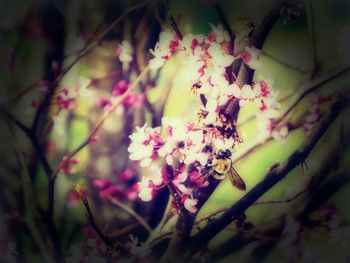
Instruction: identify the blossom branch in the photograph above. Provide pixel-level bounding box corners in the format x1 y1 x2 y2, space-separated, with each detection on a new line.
108 197 153 234
237 65 350 129
160 4 286 260
189 95 348 253
275 65 350 123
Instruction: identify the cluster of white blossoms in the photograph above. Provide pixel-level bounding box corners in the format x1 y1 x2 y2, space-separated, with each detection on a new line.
128 24 284 213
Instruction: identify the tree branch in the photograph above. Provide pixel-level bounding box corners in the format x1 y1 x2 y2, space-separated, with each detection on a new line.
206 129 350 262
189 95 348 253
169 15 183 40
211 2 235 54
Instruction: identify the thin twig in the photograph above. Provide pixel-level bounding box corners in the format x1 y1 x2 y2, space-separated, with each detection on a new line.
81 196 113 246
108 197 153 233
252 176 315 206
169 15 183 40
211 2 235 54
5 124 52 263
304 0 320 78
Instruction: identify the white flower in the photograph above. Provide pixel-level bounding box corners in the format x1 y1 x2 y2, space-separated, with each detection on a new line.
208 42 234 67
162 117 188 142
241 46 261 69
181 34 204 56
212 137 234 150
129 144 153 166
118 40 133 63
184 197 198 213
149 29 176 69
230 83 255 102
138 177 153 201
256 116 272 140
128 124 160 167
148 165 163 186
272 126 289 143
173 171 189 193
209 24 230 43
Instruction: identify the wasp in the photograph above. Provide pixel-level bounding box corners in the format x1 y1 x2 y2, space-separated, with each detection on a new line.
210 149 246 191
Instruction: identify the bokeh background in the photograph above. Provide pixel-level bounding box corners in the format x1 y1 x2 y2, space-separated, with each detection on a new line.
1 0 350 262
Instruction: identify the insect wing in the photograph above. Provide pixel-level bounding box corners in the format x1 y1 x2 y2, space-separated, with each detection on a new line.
228 167 246 191
190 167 214 187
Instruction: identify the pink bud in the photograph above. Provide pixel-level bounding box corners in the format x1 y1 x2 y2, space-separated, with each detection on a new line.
208 32 217 42
89 135 100 143
92 179 110 189
241 51 252 64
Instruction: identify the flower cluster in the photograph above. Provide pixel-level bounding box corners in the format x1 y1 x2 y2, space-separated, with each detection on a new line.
96 79 144 113
92 168 139 201
128 24 283 213
59 157 80 175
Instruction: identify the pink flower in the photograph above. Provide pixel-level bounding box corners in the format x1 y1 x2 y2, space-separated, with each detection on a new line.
208 32 216 42
125 184 139 201
89 135 100 144
128 124 161 167
99 185 121 199
112 80 129 96
259 80 270 97
149 30 178 69
92 179 110 189
56 95 76 110
241 47 261 69
122 92 144 108
241 50 252 63
138 177 155 201
59 157 79 174
96 97 112 110
120 168 135 182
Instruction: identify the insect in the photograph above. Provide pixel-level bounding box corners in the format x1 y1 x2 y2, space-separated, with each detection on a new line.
211 149 246 191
